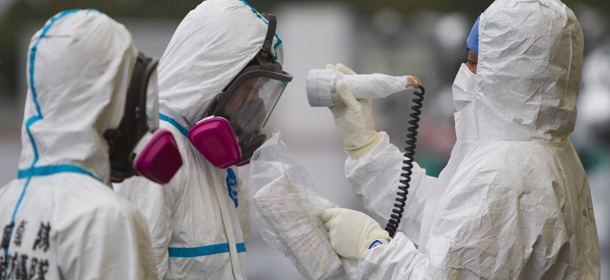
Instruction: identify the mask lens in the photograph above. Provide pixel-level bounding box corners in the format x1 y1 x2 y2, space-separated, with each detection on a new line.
146 69 159 131
221 77 287 145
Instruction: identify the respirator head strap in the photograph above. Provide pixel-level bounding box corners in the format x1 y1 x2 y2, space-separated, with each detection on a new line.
259 13 276 62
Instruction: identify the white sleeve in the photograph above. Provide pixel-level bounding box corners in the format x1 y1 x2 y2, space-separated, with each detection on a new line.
345 132 436 245
114 172 180 279
357 233 427 279
356 166 575 280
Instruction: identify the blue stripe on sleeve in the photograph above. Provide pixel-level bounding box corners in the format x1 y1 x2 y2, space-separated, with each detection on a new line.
168 242 246 258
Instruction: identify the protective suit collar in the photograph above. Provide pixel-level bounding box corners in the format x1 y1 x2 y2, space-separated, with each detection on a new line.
17 10 137 183
157 0 284 127
473 0 582 143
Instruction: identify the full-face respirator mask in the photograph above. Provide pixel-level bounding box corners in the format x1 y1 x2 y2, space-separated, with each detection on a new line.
187 14 293 169
105 52 183 184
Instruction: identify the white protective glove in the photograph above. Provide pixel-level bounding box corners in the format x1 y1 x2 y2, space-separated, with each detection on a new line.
327 63 382 160
320 208 391 260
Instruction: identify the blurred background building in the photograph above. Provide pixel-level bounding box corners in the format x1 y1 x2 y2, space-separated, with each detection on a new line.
0 0 608 279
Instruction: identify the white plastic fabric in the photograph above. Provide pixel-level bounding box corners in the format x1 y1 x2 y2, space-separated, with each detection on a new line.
157 0 283 127
0 10 158 279
249 130 344 280
306 69 418 107
326 63 383 160
343 0 601 278
114 0 284 279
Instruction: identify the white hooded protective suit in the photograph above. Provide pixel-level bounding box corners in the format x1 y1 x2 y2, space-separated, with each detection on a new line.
346 0 601 278
114 0 283 279
0 10 158 280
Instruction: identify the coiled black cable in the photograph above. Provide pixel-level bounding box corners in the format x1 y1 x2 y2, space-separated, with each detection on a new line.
385 85 425 238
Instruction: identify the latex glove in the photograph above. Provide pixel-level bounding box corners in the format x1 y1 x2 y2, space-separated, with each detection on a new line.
320 208 391 260
407 75 422 89
327 63 382 160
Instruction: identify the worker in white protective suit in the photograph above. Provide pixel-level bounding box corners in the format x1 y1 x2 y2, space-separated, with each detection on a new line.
320 0 601 278
0 10 178 279
114 0 292 279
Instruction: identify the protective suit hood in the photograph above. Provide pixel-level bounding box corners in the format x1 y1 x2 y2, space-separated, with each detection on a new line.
473 0 583 143
18 10 137 183
157 0 284 126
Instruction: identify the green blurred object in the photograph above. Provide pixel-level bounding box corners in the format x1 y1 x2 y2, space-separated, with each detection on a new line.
576 145 610 172
415 150 444 177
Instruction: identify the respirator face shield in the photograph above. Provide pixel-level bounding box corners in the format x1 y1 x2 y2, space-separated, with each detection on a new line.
218 71 291 146
190 65 292 169
188 13 293 169
105 52 183 184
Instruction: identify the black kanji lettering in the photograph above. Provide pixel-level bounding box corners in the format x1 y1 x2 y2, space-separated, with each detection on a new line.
5 252 17 280
13 221 26 248
28 258 38 280
15 254 27 280
33 259 48 280
32 223 50 252
0 253 7 280
1 223 14 250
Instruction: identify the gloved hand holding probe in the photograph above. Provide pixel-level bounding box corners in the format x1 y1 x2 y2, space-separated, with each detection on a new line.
319 64 418 260
324 63 420 160
320 208 391 260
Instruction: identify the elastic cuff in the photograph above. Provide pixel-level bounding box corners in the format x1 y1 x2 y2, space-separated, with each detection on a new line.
368 239 389 250
359 230 391 258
